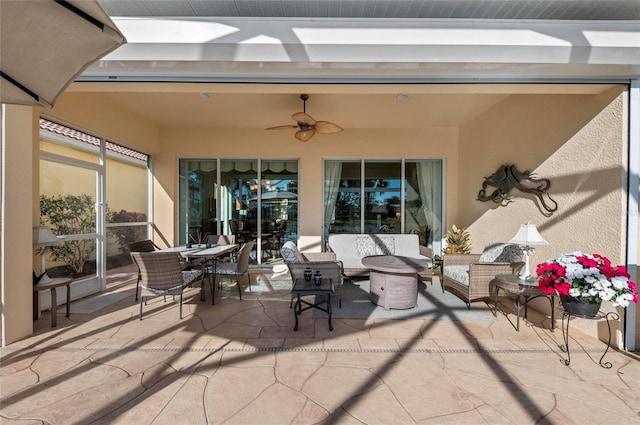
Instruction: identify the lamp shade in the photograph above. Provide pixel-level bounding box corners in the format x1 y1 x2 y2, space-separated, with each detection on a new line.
33 226 62 247
509 222 548 246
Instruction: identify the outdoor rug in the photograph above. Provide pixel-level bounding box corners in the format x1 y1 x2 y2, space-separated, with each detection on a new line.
71 292 130 315
312 280 495 321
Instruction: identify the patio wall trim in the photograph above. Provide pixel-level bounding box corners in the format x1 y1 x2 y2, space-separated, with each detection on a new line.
627 79 639 351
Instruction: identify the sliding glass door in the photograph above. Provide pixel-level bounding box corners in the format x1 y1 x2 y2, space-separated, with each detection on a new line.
179 158 298 263
324 159 443 253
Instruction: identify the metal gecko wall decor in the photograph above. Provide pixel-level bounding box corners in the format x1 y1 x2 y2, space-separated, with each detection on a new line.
477 164 558 214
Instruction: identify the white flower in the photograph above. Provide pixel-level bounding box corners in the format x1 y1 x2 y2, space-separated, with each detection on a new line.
568 287 582 297
611 276 627 290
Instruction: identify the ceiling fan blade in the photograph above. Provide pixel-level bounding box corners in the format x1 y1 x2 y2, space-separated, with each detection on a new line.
315 121 343 134
266 125 298 130
292 112 316 125
295 128 315 142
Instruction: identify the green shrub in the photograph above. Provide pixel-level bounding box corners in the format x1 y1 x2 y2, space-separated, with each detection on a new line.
40 194 98 274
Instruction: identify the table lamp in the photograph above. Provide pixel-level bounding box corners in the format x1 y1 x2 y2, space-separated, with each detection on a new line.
509 221 548 281
33 226 62 284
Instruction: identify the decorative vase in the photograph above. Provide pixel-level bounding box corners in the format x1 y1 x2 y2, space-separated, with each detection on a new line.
304 267 312 281
313 271 322 286
560 295 601 317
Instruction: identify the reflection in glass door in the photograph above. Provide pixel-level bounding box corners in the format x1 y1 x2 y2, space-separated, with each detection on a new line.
180 159 298 263
39 154 101 306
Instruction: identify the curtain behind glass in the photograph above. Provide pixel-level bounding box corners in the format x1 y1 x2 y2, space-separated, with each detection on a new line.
324 161 342 243
416 160 443 254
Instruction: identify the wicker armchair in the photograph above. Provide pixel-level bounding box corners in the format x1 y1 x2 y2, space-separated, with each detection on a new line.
131 252 204 319
441 243 523 309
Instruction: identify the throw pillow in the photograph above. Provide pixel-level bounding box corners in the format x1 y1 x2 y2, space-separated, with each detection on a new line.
281 241 305 262
376 236 396 255
356 237 377 257
478 242 522 263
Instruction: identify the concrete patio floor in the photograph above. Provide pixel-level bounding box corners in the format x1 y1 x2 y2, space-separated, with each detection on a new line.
2 269 639 424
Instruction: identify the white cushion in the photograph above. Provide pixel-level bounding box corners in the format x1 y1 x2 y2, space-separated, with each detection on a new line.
443 265 470 286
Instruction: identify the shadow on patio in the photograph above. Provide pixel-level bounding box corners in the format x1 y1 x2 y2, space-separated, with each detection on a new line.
1 270 639 424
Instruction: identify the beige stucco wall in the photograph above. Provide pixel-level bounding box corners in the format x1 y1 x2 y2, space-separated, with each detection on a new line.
459 86 628 345
1 105 36 345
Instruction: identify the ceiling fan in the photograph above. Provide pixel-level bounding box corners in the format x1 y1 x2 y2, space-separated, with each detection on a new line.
266 94 343 141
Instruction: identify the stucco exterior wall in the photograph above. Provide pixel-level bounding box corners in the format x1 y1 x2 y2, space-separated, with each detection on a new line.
1 106 36 345
459 86 628 346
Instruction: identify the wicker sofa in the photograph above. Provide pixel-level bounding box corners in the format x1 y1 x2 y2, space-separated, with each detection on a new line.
441 242 523 309
328 233 433 278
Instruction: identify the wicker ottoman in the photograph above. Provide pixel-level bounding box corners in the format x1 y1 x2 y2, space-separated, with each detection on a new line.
362 255 431 310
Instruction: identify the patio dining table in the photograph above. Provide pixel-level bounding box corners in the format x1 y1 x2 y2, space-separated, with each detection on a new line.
158 244 238 304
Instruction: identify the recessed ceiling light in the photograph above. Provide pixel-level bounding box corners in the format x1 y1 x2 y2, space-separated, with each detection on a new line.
199 92 212 100
396 93 409 100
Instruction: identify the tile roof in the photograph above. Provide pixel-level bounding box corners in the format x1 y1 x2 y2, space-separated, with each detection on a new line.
39 118 148 162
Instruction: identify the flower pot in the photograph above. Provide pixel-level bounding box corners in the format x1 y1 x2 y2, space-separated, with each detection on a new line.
560 295 601 317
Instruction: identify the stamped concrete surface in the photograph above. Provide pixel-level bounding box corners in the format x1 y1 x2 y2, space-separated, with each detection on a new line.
1 269 639 424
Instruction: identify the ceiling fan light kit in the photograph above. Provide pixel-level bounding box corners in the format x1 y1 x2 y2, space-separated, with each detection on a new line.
266 94 343 141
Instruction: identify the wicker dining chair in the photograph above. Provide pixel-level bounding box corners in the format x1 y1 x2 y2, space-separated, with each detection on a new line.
127 239 161 302
213 240 255 300
131 252 204 320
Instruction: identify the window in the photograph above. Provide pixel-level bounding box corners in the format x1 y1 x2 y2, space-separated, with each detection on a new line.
324 159 443 253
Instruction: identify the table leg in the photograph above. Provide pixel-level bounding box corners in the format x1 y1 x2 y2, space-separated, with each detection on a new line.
327 294 333 331
598 312 620 368
33 290 40 320
560 312 571 365
293 295 301 331
50 288 58 327
515 295 522 331
65 283 70 318
549 295 555 331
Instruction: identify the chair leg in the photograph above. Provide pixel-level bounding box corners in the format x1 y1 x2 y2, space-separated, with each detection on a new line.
236 273 243 300
179 292 183 319
135 276 140 302
247 272 252 292
209 274 215 306
139 296 144 320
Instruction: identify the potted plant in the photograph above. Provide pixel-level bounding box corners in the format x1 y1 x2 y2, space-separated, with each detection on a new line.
443 224 472 254
536 252 638 316
434 224 472 272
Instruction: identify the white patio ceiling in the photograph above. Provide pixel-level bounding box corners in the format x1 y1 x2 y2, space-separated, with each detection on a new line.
87 0 640 82
68 1 639 129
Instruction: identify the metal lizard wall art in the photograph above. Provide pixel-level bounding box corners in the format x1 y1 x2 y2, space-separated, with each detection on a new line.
477 164 558 214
